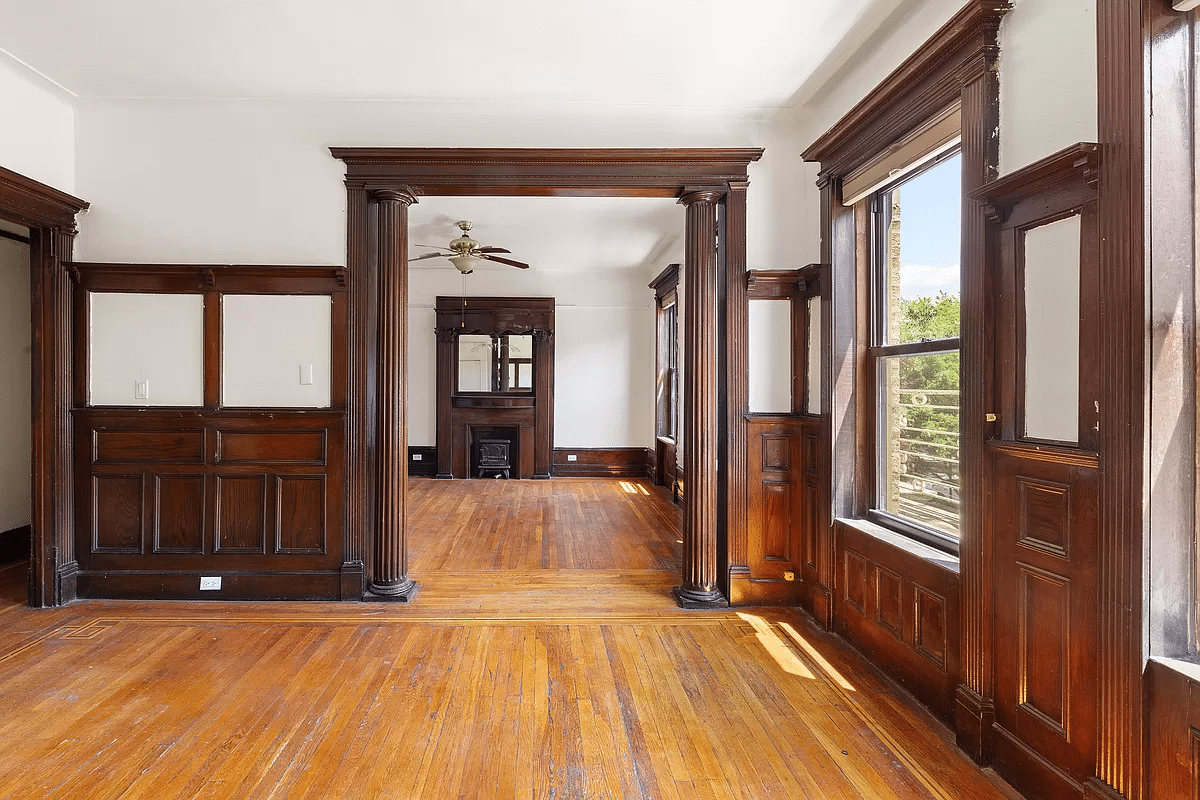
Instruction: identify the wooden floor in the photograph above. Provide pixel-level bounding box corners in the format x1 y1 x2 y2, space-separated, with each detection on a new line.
0 478 1021 799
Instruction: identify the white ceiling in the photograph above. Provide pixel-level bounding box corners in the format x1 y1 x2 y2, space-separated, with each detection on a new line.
0 0 926 277
1 0 900 107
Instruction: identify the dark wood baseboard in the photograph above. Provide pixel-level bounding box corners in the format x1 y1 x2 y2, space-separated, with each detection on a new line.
408 446 437 477
0 525 30 564
75 570 343 601
551 447 652 478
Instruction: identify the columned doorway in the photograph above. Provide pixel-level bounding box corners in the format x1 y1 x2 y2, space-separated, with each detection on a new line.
331 148 762 606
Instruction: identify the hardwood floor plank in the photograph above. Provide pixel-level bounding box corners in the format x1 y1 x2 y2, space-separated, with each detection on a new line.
0 479 1022 799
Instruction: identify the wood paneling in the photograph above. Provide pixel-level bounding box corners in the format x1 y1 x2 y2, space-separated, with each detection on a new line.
217 431 326 464
833 520 962 724
407 446 437 477
153 475 205 554
215 476 267 553
736 415 823 606
95 429 205 464
1147 659 1200 800
550 448 652 478
74 410 345 599
276 476 325 554
92 475 143 553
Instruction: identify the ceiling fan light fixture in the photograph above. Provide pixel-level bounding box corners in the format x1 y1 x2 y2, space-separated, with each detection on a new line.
449 254 480 274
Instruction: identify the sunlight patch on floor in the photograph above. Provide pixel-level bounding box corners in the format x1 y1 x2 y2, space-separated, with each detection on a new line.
737 612 816 679
777 620 857 691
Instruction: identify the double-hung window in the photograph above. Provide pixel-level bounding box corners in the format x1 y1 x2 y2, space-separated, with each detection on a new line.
867 150 962 550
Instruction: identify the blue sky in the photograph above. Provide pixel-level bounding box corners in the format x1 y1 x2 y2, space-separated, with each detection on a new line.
895 153 961 300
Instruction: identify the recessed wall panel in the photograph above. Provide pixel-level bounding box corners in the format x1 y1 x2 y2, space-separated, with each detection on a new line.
1024 215 1080 443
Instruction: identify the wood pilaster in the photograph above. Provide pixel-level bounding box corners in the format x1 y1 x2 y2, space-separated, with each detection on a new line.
722 181 749 599
674 187 726 608
368 187 418 601
955 23 1002 763
1089 0 1146 796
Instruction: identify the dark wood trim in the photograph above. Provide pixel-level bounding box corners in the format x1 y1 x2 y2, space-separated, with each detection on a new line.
1091 1 1146 796
648 262 680 296
335 148 762 611
0 166 88 608
330 148 762 198
745 269 805 300
0 227 30 245
801 1 1011 181
969 143 1101 211
550 448 651 478
802 0 1008 764
68 263 348 293
0 526 31 564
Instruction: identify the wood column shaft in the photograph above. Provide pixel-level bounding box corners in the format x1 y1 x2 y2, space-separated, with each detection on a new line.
674 188 725 607
369 188 418 601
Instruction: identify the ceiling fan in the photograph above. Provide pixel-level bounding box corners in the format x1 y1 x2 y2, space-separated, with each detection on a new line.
411 220 530 274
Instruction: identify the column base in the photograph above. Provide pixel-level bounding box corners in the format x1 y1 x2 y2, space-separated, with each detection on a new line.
365 579 420 602
672 585 727 609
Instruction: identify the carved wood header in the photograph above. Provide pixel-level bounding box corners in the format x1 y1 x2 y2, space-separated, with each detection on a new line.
434 296 554 336
0 165 89 230
330 147 763 198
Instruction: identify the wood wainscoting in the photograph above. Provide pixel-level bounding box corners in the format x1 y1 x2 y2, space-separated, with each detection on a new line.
551 447 653 479
73 409 346 600
734 414 826 608
834 519 961 725
1147 659 1200 799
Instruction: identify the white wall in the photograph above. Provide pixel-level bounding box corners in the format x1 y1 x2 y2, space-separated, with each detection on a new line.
748 299 793 413
0 237 30 532
1023 216 1081 442
89 292 205 406
71 99 818 449
222 294 332 408
998 0 1097 175
406 266 656 448
0 56 75 193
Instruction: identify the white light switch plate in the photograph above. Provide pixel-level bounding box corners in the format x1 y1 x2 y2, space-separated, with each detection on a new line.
299 364 314 385
134 379 150 400
412 453 422 461
567 454 577 462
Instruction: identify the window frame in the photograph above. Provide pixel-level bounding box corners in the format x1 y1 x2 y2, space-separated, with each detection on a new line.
864 149 963 555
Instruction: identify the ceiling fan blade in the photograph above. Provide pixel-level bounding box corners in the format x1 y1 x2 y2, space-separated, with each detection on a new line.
410 252 447 261
481 254 530 269
477 246 512 254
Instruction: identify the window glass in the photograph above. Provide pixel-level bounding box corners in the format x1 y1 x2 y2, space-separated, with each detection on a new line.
878 352 960 537
878 154 961 345
871 150 962 546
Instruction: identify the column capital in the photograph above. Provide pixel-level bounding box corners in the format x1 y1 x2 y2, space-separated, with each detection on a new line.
372 186 419 205
678 186 726 206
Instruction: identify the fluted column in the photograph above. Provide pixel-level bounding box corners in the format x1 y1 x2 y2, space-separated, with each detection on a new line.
369 187 419 601
673 187 726 608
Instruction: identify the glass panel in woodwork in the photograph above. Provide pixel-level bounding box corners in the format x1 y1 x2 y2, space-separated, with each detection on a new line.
1023 215 1080 444
747 299 792 413
878 153 961 345
879 351 960 538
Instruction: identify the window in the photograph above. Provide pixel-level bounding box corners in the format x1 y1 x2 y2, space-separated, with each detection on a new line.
868 151 961 549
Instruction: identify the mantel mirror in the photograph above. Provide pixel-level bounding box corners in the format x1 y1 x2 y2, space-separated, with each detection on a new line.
457 333 534 393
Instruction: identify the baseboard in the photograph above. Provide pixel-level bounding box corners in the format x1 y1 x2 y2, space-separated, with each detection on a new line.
76 570 342 601
551 447 652 478
0 525 30 564
407 446 437 477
